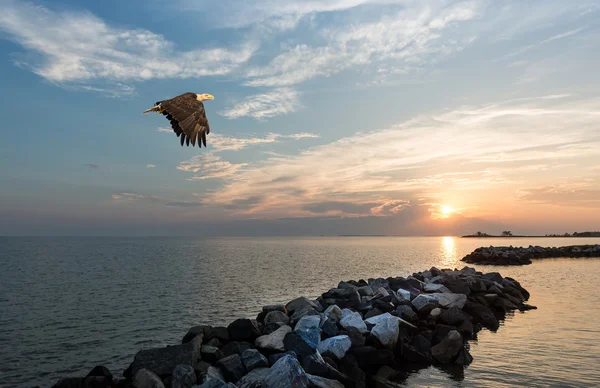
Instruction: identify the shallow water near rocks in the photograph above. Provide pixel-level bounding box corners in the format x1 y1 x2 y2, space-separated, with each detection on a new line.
1 236 600 387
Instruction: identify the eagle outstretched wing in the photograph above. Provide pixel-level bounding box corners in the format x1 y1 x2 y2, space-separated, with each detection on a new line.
159 93 210 147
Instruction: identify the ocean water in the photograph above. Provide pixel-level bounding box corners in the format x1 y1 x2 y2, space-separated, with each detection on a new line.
1 236 600 387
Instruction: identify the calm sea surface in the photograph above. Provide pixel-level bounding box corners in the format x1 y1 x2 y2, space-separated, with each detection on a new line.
1 236 600 387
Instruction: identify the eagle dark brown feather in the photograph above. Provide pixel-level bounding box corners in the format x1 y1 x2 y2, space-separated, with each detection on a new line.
157 92 210 148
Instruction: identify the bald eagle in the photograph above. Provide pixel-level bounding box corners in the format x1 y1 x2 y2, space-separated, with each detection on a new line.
143 92 214 148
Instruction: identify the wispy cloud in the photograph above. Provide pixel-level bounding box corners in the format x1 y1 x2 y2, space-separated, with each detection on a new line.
540 27 586 44
209 132 319 152
0 1 256 92
176 153 248 180
157 127 173 133
519 185 600 207
112 192 202 207
146 164 156 168
85 163 99 169
200 96 600 217
173 0 402 30
244 1 479 87
220 88 302 119
503 27 587 59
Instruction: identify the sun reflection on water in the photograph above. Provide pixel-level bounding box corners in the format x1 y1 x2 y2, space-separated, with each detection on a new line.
440 236 458 268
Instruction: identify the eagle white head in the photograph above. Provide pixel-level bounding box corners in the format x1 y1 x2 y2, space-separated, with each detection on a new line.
196 93 215 101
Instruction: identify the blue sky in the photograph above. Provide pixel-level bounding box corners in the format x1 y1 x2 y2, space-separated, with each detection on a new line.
0 0 599 235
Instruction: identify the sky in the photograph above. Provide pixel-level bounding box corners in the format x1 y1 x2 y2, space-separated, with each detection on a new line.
0 0 599 236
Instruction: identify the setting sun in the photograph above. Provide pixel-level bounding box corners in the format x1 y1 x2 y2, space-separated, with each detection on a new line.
441 205 454 215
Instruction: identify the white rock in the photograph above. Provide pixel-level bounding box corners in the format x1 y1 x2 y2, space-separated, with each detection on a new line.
324 305 343 323
429 308 442 318
364 312 392 326
395 289 411 302
317 335 352 359
339 309 368 333
255 325 292 351
364 312 399 350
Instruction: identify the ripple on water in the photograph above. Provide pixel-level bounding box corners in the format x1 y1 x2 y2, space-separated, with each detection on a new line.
1 236 600 387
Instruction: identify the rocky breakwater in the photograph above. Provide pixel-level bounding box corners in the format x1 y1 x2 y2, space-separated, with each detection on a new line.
462 244 600 266
51 267 536 388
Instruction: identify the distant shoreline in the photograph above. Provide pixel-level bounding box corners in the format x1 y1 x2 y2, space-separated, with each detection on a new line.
462 235 600 238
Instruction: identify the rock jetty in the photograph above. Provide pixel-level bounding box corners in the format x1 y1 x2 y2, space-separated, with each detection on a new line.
462 244 600 266
51 267 535 388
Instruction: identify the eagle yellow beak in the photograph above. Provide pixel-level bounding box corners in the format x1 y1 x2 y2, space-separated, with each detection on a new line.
196 93 215 102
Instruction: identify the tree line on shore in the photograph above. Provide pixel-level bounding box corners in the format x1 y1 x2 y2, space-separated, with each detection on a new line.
463 231 600 238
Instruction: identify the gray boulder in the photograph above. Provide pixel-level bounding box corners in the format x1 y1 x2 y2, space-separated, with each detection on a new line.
264 311 290 326
205 366 225 381
241 349 268 372
455 347 474 366
306 374 344 388
263 355 309 388
440 306 470 326
374 287 390 298
263 305 286 313
424 283 451 293
368 278 389 290
337 281 359 291
463 301 499 330
429 308 442 319
430 293 467 309
431 330 463 364
228 319 261 343
255 325 292 351
364 313 399 350
172 365 196 388
197 379 236 388
236 367 270 388
411 294 439 312
131 336 202 376
317 335 352 360
268 351 297 365
215 354 246 383
290 305 320 324
133 369 164 388
357 286 374 297
286 297 322 314
284 331 317 359
394 288 412 302
339 309 368 333
301 352 349 383
182 326 209 344
319 317 338 339
220 341 253 359
401 335 432 364
323 305 343 323
295 315 321 350
201 346 223 364
395 305 417 322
